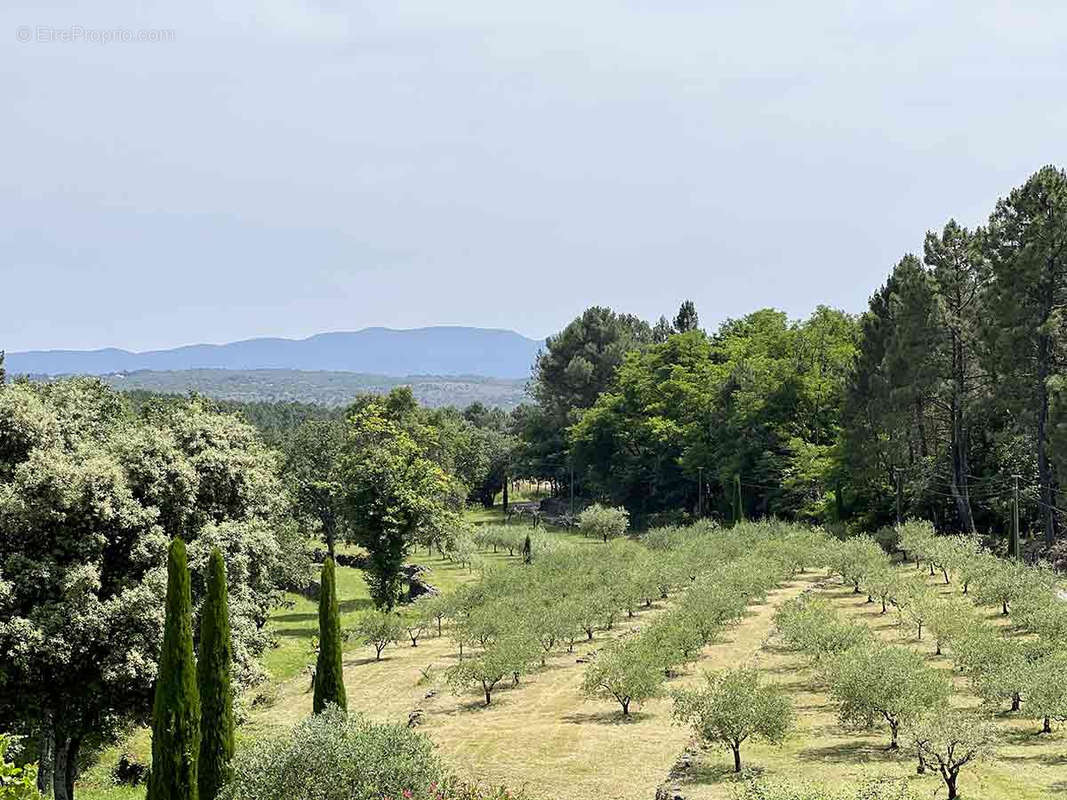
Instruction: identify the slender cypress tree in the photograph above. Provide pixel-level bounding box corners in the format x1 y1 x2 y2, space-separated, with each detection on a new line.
313 557 347 713
197 548 234 800
148 538 201 800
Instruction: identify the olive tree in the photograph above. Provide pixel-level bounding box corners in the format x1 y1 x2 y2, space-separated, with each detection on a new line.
823 643 950 749
909 710 996 800
446 632 537 706
350 611 403 660
1022 649 1067 734
925 596 975 656
581 640 663 716
577 503 630 542
672 667 793 773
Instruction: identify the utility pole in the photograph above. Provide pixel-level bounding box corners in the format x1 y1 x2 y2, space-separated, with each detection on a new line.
502 472 508 521
569 462 575 517
734 474 744 523
894 468 903 526
1012 474 1020 559
697 466 703 517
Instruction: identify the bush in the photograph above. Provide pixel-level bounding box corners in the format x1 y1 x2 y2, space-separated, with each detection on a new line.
577 504 630 542
0 734 40 800
222 707 446 800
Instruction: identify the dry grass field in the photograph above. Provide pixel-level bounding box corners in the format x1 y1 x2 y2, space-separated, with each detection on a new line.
248 558 1066 800
78 533 1065 800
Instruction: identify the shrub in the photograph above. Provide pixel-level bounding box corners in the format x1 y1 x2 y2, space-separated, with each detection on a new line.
221 707 446 800
0 734 40 800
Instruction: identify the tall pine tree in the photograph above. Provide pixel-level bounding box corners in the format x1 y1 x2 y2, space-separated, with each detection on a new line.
148 538 201 800
986 165 1067 545
313 557 347 713
197 548 234 800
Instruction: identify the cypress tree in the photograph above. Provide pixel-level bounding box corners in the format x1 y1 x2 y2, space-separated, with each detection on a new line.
197 548 234 800
313 557 347 713
148 538 201 800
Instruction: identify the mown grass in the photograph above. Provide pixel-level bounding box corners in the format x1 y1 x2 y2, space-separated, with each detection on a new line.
679 566 1067 800
79 523 1063 800
76 506 568 799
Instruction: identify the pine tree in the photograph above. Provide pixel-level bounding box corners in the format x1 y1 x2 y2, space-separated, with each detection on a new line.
197 548 234 800
148 538 201 800
674 300 700 332
986 165 1067 545
313 557 347 713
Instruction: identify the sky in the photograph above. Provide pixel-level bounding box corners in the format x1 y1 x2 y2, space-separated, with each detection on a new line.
3 1 1066 352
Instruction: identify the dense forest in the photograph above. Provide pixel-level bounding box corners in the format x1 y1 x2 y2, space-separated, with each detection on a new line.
511 165 1067 554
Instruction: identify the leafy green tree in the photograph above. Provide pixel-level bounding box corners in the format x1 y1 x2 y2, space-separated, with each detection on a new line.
823 643 950 749
652 315 675 343
985 166 1067 545
350 611 403 660
529 306 652 485
581 640 663 716
672 667 793 772
313 558 347 714
0 381 300 797
197 549 234 800
909 710 995 800
338 400 460 609
283 420 344 558
923 221 987 533
148 538 201 800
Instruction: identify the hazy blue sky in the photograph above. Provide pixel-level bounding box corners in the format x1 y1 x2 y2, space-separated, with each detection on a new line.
4 1 1066 351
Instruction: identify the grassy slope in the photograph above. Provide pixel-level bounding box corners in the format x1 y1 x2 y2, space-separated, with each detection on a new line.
76 534 1065 800
240 557 817 800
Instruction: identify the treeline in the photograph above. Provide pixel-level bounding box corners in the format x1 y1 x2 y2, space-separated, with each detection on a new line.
517 166 1067 550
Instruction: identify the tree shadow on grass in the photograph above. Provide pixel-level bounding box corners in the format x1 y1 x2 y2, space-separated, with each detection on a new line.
683 762 760 787
339 598 374 614
272 627 317 639
561 709 652 726
797 739 901 764
272 611 317 623
342 655 385 668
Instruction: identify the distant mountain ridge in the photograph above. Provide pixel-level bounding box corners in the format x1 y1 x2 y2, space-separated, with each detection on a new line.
7 326 544 380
